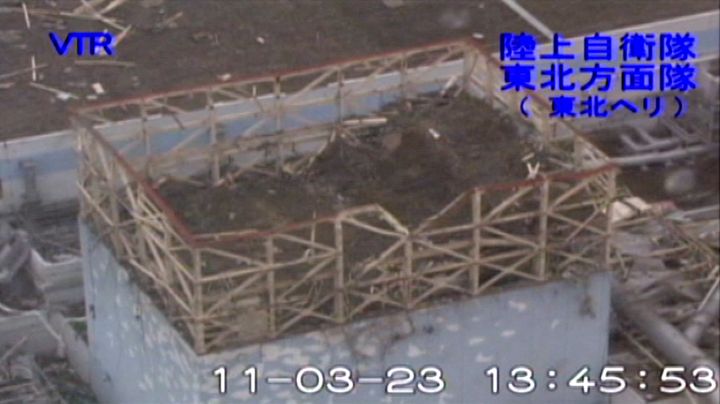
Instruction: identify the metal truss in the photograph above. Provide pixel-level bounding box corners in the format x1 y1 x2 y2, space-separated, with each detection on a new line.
74 37 715 358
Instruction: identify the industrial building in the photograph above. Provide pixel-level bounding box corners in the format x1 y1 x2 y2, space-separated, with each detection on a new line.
1 1 718 403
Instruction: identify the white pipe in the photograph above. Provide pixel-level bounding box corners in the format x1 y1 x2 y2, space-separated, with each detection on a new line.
636 127 660 144
685 288 720 344
342 117 387 126
613 282 719 404
621 133 680 153
610 145 715 166
499 0 554 40
681 205 720 221
0 336 27 365
0 302 65 358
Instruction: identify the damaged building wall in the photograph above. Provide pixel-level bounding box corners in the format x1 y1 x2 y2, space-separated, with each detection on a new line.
80 224 198 404
81 221 611 404
0 129 77 213
2 11 717 213
1 55 460 213
198 273 611 404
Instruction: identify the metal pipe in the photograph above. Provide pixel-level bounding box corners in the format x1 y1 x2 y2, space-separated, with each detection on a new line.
679 205 720 221
612 281 720 404
634 127 653 143
342 117 388 126
610 145 715 166
0 336 27 365
620 133 680 153
684 288 720 344
499 0 554 40
0 302 65 358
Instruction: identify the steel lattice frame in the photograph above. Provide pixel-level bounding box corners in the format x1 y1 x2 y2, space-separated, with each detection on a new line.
77 122 617 353
73 37 714 355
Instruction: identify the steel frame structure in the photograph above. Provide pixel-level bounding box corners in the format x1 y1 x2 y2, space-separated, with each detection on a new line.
609 209 719 371
77 122 617 354
73 37 714 356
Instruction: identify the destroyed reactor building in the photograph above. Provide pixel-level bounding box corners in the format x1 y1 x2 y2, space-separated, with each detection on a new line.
75 37 718 403
0 2 718 404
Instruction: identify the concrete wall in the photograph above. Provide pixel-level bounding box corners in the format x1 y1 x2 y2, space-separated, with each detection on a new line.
198 274 611 404
3 11 717 214
80 224 198 404
0 310 64 357
82 223 612 404
30 251 83 307
0 129 77 212
0 60 459 214
48 312 92 384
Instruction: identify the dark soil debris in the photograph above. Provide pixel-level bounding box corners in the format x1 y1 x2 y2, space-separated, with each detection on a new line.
159 95 531 234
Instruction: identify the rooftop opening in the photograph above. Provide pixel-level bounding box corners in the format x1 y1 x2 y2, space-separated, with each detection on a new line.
74 38 618 354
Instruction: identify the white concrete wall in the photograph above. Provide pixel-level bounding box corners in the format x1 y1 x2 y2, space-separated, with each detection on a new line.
0 59 461 214
48 312 92 384
81 223 199 403
82 222 612 404
0 129 77 212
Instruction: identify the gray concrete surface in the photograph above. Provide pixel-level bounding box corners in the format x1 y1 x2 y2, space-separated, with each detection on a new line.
81 223 612 404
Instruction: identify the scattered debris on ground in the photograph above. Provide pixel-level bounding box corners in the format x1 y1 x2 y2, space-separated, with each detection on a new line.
0 222 43 311
588 124 720 209
159 94 536 233
5 0 715 139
